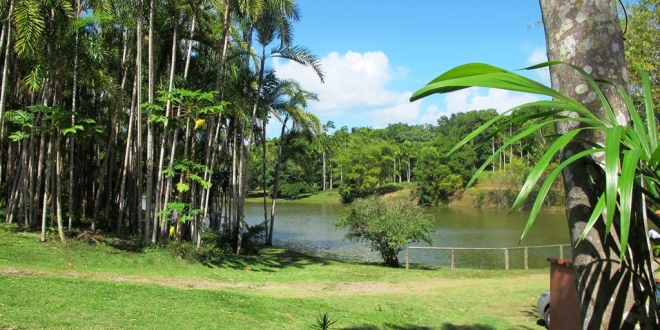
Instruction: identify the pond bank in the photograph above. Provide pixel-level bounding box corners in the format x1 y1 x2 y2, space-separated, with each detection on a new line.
248 183 565 211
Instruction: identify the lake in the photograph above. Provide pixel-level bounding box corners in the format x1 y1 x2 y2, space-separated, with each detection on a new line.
244 201 571 269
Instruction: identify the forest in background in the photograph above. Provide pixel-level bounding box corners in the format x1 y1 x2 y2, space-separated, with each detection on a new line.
248 107 565 209
0 0 656 253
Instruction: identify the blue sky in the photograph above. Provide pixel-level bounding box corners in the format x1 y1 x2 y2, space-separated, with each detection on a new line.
270 0 550 133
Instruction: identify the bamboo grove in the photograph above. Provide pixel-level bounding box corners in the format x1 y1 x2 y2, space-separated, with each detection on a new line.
0 0 325 252
0 0 656 253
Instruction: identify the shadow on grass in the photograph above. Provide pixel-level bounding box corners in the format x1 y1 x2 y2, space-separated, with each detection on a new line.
376 184 404 195
524 304 547 328
341 324 499 330
406 263 442 271
341 324 432 330
521 304 541 319
440 324 495 330
198 246 331 272
105 237 144 253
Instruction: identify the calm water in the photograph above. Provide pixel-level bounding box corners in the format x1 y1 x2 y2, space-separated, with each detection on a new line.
244 201 571 269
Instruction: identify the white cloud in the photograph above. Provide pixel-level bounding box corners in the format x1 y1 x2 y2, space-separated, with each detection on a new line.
527 47 547 64
444 88 540 114
271 50 543 133
526 47 550 84
273 51 401 115
363 92 422 128
418 105 442 125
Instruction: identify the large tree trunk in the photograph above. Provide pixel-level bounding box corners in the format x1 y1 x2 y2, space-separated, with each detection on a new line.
262 119 268 236
68 0 82 233
32 130 46 227
145 0 155 244
154 13 178 243
40 134 52 242
540 0 659 328
135 0 144 240
55 134 67 244
116 73 138 236
0 0 13 194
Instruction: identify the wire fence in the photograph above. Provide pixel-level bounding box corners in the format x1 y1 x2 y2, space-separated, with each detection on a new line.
405 244 571 271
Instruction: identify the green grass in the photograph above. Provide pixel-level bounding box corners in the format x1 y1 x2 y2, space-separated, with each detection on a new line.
246 188 343 204
247 182 419 205
0 226 549 329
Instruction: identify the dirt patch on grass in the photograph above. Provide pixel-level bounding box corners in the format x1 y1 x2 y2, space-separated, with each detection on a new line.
256 273 548 297
0 266 548 298
0 267 42 277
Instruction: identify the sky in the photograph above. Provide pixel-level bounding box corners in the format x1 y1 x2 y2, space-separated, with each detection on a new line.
269 0 551 134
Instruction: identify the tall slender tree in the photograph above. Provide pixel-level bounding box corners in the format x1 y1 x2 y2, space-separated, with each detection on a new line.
540 0 658 327
267 80 319 246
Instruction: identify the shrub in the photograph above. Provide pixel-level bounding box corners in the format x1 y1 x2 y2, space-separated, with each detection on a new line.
334 195 434 267
201 222 266 256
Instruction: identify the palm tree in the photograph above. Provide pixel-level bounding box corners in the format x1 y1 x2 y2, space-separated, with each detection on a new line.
266 79 319 246
320 120 335 190
232 0 323 253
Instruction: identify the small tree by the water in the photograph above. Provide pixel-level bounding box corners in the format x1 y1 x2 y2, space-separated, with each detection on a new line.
335 195 434 267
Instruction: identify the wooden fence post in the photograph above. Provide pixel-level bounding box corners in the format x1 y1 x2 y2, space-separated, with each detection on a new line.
451 248 455 272
406 247 409 270
524 247 529 270
403 244 568 271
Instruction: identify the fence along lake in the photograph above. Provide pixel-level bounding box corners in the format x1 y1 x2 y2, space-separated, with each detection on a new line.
244 201 571 269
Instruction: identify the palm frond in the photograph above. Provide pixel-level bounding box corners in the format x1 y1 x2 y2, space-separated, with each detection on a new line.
271 45 325 83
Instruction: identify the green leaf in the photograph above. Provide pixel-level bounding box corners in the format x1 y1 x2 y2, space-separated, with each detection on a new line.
639 69 657 152
577 193 607 245
617 148 642 260
8 131 30 141
510 129 583 213
6 110 34 127
148 114 168 125
649 145 660 168
604 125 623 231
522 148 604 241
176 181 189 193
62 125 84 135
447 113 504 157
411 63 578 107
13 0 46 58
604 78 650 158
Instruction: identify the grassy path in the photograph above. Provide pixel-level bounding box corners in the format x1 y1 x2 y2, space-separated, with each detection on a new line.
0 228 550 329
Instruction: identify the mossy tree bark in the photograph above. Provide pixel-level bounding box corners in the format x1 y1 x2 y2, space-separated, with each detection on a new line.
540 0 659 328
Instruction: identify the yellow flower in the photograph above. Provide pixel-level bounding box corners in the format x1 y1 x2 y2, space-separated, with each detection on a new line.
194 118 206 130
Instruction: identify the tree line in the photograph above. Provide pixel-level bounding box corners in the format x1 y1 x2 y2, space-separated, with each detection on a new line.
0 0 657 257
0 0 325 253
247 107 563 206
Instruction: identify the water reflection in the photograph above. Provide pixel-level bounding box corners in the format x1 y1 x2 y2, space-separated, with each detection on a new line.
244 202 571 269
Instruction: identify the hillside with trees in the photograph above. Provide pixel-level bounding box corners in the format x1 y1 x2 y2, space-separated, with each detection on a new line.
247 107 565 208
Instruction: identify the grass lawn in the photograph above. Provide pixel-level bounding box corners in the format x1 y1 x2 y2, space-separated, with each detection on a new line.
0 226 549 329
246 182 418 205
246 188 343 205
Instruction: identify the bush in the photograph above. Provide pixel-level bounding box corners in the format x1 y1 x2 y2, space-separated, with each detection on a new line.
201 222 266 256
334 195 434 267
